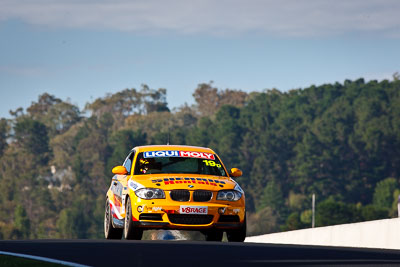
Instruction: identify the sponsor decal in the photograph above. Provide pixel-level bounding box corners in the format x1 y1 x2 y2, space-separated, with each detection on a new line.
202 160 221 168
155 177 226 186
121 195 126 214
112 182 123 197
109 199 123 219
144 150 215 160
128 180 144 191
152 206 162 212
180 206 208 215
152 177 226 186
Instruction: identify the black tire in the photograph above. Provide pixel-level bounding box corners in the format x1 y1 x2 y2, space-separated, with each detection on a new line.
124 197 143 240
104 199 123 239
204 229 223 241
227 215 246 242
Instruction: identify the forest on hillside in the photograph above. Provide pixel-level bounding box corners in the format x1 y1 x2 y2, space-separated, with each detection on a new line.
1 77 400 239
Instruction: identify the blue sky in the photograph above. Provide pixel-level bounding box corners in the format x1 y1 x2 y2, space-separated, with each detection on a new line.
1 0 400 118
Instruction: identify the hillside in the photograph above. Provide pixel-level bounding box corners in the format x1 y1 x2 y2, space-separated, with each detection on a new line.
0 78 399 239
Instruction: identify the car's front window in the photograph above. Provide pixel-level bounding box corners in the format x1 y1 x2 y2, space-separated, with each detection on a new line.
133 151 227 177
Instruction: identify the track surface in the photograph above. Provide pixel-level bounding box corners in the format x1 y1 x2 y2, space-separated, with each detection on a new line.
1 240 400 267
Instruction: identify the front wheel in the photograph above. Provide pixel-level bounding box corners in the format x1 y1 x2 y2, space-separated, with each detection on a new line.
104 199 123 239
227 216 246 242
124 197 143 240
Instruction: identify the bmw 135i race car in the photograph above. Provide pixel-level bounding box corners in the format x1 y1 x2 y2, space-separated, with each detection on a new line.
104 145 246 241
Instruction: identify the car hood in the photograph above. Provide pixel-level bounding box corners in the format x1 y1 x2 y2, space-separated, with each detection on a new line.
130 174 237 191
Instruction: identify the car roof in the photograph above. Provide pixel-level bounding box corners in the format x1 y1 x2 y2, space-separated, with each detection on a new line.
133 145 215 154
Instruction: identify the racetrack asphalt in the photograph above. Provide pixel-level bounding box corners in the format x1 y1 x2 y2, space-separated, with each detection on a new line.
1 240 400 267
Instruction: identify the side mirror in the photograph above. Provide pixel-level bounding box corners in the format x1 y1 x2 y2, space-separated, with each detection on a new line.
112 166 128 175
229 168 242 177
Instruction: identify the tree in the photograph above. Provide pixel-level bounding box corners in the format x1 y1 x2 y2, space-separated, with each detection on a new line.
56 207 88 238
14 118 50 164
86 85 169 129
258 179 287 222
247 207 278 235
0 118 8 156
192 82 219 117
210 105 242 167
393 72 399 81
107 129 146 171
360 205 388 221
373 178 398 209
14 205 30 239
27 93 81 136
192 82 248 117
27 93 61 116
50 123 81 169
316 198 360 227
282 212 303 231
186 117 213 147
124 111 171 142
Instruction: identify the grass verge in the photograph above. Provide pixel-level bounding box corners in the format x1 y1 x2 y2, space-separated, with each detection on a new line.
0 255 61 266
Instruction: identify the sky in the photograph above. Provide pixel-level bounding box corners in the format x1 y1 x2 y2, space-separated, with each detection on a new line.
1 0 400 118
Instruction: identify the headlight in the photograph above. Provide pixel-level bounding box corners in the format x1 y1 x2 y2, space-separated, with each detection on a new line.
234 183 244 194
217 190 242 201
135 188 165 199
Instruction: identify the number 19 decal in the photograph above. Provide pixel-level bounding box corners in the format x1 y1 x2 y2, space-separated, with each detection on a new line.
203 160 221 168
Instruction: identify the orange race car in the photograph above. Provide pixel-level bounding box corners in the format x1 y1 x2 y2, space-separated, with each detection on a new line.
104 145 246 241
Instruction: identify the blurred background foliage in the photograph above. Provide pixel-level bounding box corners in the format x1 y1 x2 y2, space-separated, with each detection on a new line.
1 77 400 239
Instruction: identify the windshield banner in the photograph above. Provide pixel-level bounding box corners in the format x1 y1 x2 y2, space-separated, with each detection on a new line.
144 150 215 160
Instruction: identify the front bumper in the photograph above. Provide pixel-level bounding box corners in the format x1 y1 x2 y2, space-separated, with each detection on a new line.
131 203 245 230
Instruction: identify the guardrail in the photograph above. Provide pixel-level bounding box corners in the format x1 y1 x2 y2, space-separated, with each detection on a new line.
245 218 400 250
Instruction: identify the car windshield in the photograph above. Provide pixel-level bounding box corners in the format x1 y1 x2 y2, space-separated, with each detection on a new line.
134 151 227 177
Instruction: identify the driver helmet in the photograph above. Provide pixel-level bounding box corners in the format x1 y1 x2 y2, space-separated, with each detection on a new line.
139 158 155 173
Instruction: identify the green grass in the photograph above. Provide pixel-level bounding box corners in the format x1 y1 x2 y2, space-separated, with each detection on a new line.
0 255 61 266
